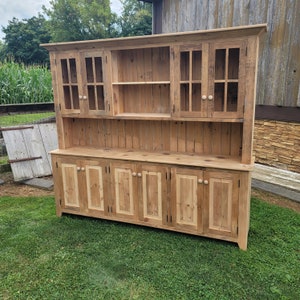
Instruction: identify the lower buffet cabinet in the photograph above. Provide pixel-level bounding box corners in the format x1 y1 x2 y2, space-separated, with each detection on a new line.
52 154 249 249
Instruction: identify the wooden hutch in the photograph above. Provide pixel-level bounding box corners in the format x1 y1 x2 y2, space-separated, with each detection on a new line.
42 24 266 250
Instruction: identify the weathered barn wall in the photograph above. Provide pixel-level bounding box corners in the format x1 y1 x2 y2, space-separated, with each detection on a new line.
157 0 300 108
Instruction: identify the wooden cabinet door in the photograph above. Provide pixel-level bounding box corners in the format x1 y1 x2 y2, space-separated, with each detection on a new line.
54 51 111 116
138 164 168 227
52 156 109 216
55 52 83 115
203 170 239 238
60 160 81 210
83 159 109 216
175 40 246 119
175 44 207 118
110 162 138 220
171 168 203 233
81 51 111 116
208 41 246 119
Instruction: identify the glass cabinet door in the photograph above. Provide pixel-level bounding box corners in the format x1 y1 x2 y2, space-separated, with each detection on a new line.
179 47 205 117
210 42 246 118
177 41 245 119
59 54 81 113
56 51 110 116
83 53 107 114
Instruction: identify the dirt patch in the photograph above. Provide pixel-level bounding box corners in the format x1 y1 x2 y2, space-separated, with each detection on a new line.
0 172 54 197
251 188 300 213
0 171 299 213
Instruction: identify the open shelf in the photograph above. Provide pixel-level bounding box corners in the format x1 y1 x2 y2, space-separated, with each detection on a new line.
113 83 170 114
111 47 171 115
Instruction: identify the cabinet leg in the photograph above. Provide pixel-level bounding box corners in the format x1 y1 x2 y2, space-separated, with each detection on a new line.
238 236 248 251
56 206 62 217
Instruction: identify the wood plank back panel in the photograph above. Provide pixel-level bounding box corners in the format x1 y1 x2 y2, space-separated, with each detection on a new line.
63 118 242 157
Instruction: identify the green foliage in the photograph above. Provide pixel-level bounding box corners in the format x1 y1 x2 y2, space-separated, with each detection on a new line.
0 113 55 127
0 61 53 104
118 0 152 36
43 0 118 42
0 0 152 65
1 15 51 65
0 196 299 299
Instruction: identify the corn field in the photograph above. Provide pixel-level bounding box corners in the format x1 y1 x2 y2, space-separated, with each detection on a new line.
0 61 53 104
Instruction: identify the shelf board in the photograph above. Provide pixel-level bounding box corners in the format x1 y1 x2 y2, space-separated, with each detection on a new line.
112 81 170 85
51 147 253 171
87 82 104 85
214 79 239 83
180 80 202 84
115 113 171 120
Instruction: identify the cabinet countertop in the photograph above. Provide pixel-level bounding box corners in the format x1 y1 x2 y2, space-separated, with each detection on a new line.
51 147 253 171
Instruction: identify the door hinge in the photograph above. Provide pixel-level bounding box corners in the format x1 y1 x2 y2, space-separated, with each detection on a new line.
56 161 58 168
105 165 111 174
238 180 241 188
245 47 248 56
59 199 62 206
166 171 171 181
172 104 175 113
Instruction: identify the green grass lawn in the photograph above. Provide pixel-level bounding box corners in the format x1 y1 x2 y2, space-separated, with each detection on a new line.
0 112 55 127
0 196 299 299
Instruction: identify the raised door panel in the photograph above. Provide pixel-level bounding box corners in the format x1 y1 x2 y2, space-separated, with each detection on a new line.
138 164 168 226
111 163 137 220
171 168 203 232
208 41 246 119
204 170 239 238
61 162 80 209
85 164 105 213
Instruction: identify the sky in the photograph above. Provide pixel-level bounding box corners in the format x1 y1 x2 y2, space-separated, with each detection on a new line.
0 0 123 40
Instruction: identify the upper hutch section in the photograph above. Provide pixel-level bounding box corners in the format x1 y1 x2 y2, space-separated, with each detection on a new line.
42 24 266 121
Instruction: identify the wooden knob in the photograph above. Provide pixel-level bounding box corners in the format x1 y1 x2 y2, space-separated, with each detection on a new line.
204 180 209 185
198 179 203 184
77 167 81 171
132 172 137 177
81 167 85 171
208 95 213 100
137 173 142 177
201 95 207 100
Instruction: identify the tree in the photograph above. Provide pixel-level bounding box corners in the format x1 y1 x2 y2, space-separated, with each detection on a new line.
1 15 51 64
43 0 118 42
118 0 152 37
